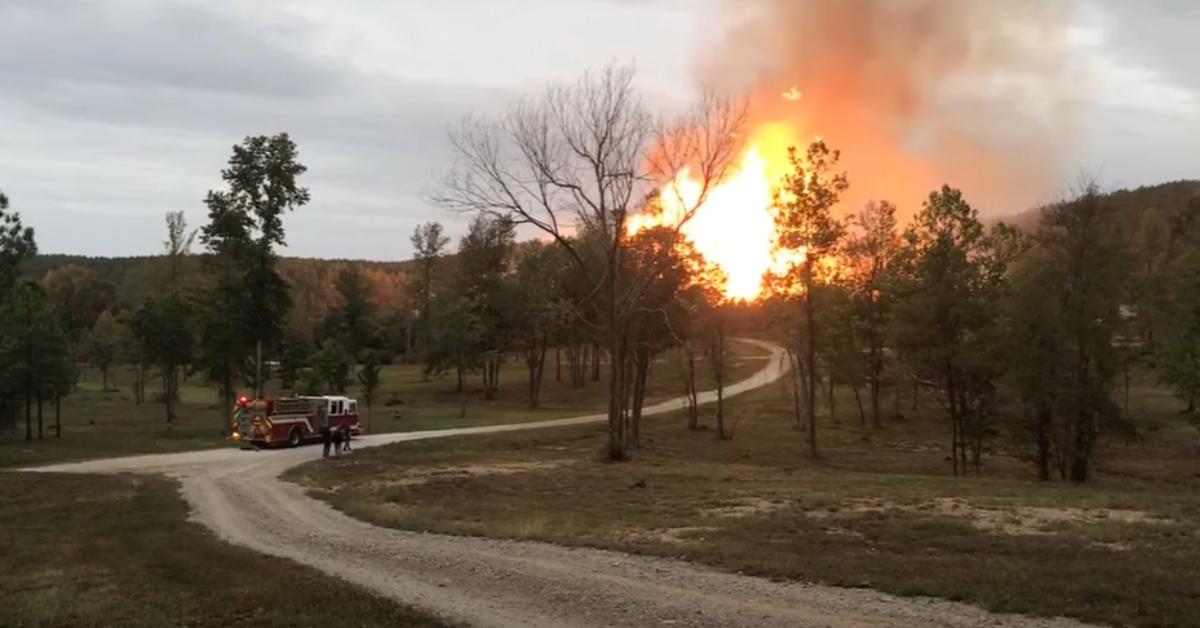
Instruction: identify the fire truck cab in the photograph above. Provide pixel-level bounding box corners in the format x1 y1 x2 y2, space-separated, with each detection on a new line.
233 395 361 448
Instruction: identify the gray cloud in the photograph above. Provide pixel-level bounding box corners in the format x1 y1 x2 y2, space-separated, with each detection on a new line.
0 1 340 98
0 0 1194 260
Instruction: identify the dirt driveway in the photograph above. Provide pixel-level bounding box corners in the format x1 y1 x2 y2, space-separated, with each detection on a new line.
25 339 1094 628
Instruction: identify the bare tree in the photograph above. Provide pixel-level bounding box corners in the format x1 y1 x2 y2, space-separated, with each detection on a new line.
164 211 197 282
435 64 745 460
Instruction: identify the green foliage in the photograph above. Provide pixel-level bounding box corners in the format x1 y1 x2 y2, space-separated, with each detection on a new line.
0 190 36 292
321 267 378 358
40 263 116 339
357 352 383 430
770 139 849 456
1029 185 1128 482
423 216 516 398
422 294 483 381
410 221 449 323
843 200 903 427
84 310 121 390
163 211 196 281
198 133 309 395
130 293 194 419
894 186 1022 475
0 282 74 438
1159 317 1200 425
313 339 352 394
277 334 312 392
771 140 848 264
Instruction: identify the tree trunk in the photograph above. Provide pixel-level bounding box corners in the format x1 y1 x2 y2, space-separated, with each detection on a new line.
790 352 803 431
958 393 968 476
592 342 601 382
567 343 585 388
685 343 699 430
869 342 882 429
826 373 837 423
455 366 464 393
852 383 866 426
1123 360 1130 412
606 270 626 461
221 364 233 437
630 347 650 449
101 366 109 392
804 259 817 457
606 337 625 460
36 391 43 440
527 343 546 409
165 368 174 423
1035 404 1052 481
947 368 960 477
24 381 32 442
482 360 498 401
55 393 62 438
714 315 727 440
255 339 264 399
555 347 561 383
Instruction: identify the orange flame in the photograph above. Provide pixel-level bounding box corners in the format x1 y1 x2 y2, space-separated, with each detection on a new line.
630 122 813 302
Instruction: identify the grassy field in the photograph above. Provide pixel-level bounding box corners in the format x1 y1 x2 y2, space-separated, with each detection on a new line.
289 366 1200 628
0 472 452 628
0 341 768 468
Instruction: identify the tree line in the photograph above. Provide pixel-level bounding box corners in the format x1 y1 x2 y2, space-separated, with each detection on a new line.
4 64 1198 486
435 63 1200 481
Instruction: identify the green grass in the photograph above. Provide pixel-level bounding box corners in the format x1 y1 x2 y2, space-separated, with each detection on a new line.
0 341 768 468
289 368 1200 628
0 472 452 628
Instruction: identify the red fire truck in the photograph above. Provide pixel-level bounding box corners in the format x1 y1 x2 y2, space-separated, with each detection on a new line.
231 395 361 448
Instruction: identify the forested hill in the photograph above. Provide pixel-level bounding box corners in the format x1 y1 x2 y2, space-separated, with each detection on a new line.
1005 179 1200 232
23 254 414 288
22 180 1200 317
21 254 419 342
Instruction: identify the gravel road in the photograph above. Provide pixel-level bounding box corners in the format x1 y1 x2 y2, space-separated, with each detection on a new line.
26 339 1095 628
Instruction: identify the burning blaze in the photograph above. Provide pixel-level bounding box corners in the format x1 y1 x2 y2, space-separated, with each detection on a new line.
630 0 1080 302
629 123 807 302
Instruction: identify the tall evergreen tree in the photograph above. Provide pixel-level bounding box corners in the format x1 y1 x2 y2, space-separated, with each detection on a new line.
1036 185 1129 482
895 186 1022 476
322 267 377 358
844 200 902 428
200 133 309 400
770 140 848 458
409 222 449 351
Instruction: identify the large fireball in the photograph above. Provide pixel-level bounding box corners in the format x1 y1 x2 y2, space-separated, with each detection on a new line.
629 123 804 301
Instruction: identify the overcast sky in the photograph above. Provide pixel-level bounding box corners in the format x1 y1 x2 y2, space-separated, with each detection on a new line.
1 0 1196 259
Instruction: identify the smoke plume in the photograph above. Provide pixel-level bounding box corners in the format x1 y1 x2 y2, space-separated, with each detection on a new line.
698 0 1085 216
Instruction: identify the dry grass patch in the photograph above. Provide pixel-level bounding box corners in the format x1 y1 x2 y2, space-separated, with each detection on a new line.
291 368 1200 628
803 496 1178 537
700 496 789 518
0 473 451 628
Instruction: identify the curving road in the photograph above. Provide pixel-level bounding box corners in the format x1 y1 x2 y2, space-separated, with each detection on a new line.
26 339 1093 628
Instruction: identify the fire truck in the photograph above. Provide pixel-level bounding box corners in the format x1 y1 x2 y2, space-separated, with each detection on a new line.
231 395 361 448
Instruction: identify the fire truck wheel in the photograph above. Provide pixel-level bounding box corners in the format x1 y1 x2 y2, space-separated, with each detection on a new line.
288 428 302 448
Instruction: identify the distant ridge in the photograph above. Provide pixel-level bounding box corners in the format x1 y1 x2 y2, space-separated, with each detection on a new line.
1003 179 1200 232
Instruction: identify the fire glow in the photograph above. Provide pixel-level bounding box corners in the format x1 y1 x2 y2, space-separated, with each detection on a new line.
629 122 807 302
641 0 1080 302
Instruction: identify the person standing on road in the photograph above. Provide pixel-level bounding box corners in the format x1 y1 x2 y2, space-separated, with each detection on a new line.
318 403 332 458
342 424 352 453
